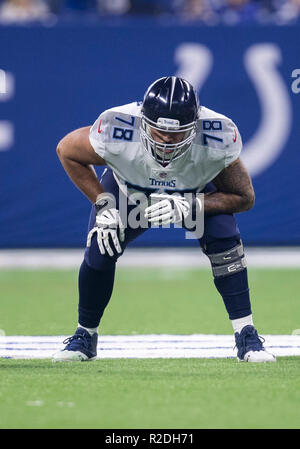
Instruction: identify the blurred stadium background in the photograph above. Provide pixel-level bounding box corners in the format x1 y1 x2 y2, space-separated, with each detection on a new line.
0 0 300 256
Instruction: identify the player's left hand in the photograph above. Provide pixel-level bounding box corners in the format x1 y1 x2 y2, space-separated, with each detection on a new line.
144 193 190 226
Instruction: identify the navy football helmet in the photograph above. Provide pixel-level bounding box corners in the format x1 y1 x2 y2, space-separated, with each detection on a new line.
140 76 199 164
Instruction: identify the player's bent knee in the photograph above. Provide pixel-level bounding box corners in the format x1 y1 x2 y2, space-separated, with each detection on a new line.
204 240 247 278
84 247 118 271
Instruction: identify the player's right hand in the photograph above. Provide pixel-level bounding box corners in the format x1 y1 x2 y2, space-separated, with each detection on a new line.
144 193 191 226
86 194 125 257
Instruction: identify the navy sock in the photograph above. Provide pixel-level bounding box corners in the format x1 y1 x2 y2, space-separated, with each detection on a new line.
205 238 252 320
78 259 116 328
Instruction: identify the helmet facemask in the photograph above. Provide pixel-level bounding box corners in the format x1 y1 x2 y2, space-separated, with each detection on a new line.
140 115 197 165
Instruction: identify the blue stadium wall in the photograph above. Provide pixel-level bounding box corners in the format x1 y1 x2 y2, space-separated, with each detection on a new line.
0 21 300 248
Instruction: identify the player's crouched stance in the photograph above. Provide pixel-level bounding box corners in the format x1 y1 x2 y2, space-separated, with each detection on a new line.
52 76 275 363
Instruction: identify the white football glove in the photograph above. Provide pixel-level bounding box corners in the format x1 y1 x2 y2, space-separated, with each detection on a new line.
144 193 191 226
87 194 125 257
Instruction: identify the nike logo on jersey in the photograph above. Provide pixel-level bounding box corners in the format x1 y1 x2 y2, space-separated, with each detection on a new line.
98 120 102 134
233 129 237 143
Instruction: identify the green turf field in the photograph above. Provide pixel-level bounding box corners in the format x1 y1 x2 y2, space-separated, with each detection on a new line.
0 267 300 429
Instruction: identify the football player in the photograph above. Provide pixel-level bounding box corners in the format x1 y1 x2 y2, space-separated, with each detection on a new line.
52 76 275 363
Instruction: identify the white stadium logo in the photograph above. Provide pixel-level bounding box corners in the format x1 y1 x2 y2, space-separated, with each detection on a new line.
0 69 15 152
175 42 292 178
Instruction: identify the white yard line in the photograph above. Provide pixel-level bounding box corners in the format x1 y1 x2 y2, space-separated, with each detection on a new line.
0 334 299 359
1 247 300 269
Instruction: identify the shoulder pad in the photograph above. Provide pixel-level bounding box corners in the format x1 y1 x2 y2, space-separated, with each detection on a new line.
89 103 141 157
197 107 241 150
108 102 142 117
196 106 242 166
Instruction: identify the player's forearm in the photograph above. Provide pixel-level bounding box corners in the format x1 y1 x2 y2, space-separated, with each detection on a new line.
204 191 254 215
57 151 104 204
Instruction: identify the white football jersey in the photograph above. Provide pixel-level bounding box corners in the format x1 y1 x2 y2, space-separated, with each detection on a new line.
89 102 242 198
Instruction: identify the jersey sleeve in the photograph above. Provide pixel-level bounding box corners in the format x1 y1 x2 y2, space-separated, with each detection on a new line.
198 108 243 169
89 111 108 159
89 102 142 160
224 119 242 168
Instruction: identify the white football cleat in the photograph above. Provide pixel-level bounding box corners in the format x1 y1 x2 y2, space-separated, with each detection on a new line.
234 325 276 363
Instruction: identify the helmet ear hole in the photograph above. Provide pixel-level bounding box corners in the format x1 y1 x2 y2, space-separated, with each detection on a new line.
140 76 199 163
